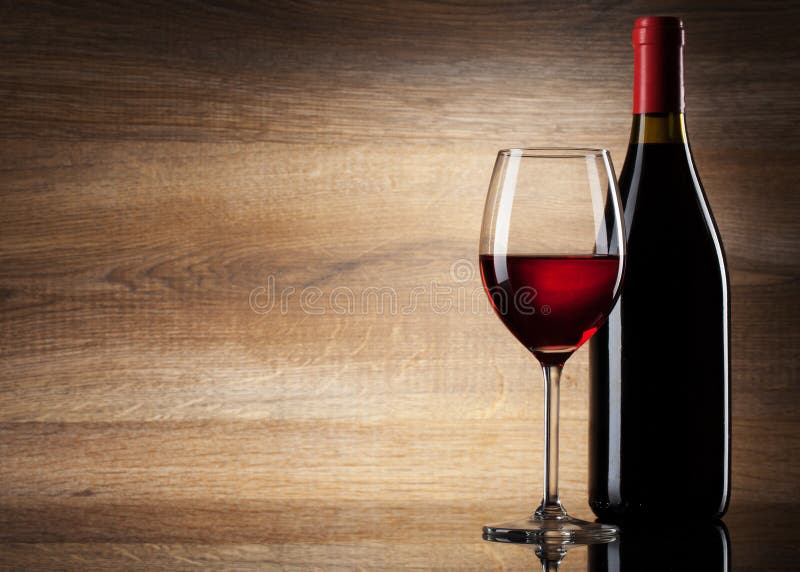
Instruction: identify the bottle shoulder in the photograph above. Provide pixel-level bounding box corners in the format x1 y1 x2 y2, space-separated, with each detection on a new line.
620 143 721 240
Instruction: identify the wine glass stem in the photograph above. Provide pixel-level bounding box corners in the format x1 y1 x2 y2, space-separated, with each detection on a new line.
534 364 567 519
542 562 560 572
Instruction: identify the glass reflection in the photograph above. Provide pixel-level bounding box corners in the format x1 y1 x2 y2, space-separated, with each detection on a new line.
483 537 616 571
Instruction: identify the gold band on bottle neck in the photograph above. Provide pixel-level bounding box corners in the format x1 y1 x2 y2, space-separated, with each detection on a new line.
630 113 688 144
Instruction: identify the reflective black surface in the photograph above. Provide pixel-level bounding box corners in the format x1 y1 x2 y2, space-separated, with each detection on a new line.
588 521 730 571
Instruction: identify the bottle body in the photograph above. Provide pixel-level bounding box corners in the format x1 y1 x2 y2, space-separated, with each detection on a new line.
588 17 731 521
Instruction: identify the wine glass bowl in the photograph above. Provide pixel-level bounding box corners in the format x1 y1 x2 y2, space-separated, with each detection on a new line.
479 148 625 544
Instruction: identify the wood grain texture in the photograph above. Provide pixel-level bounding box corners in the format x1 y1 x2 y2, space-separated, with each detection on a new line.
0 542 565 571
1 0 799 564
0 505 796 570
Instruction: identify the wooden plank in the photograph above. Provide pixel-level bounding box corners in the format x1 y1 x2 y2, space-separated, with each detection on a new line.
0 419 591 504
0 417 796 518
0 542 555 571
0 2 798 146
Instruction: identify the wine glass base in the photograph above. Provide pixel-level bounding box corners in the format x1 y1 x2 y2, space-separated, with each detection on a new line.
483 516 618 544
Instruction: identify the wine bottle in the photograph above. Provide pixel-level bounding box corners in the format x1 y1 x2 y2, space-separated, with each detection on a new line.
588 16 731 520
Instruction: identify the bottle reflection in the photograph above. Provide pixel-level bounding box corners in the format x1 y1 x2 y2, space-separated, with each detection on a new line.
588 521 730 571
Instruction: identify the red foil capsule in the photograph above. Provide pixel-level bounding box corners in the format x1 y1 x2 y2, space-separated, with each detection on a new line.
632 16 685 114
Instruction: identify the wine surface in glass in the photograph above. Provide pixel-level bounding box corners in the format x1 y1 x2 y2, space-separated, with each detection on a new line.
480 254 620 366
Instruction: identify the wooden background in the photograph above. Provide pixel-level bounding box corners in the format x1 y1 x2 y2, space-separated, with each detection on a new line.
1 0 799 569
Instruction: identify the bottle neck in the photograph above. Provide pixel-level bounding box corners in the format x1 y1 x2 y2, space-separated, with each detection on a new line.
632 18 684 114
629 112 687 144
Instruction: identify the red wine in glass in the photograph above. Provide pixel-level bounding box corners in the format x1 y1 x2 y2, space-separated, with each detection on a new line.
480 254 621 367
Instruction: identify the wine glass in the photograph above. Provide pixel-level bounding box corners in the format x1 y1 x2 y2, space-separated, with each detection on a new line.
479 148 625 543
